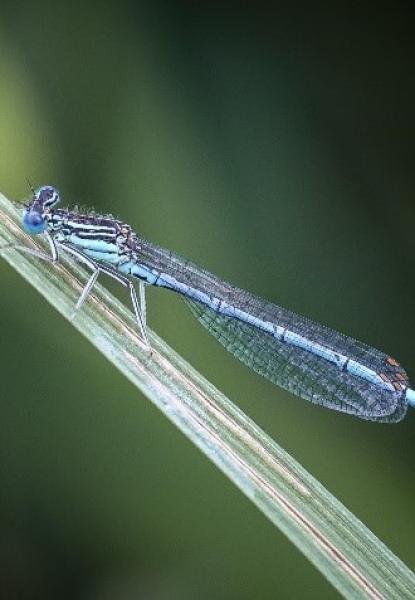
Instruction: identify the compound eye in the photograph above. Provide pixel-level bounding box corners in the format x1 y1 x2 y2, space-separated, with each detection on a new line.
22 210 47 234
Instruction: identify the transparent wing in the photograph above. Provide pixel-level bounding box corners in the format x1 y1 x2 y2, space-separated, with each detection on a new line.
130 237 408 422
186 299 407 423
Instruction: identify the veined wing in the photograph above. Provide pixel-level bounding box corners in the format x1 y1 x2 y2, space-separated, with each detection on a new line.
128 237 408 421
186 299 408 423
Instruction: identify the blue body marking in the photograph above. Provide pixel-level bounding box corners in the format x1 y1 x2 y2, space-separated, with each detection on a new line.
8 184 414 423
67 235 119 255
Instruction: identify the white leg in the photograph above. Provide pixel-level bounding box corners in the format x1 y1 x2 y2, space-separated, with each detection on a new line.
128 279 150 350
58 243 151 350
45 233 59 261
92 263 150 348
139 280 147 329
57 242 97 270
72 269 100 314
0 232 59 263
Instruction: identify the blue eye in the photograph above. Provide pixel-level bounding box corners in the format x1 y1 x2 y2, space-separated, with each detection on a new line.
22 210 47 234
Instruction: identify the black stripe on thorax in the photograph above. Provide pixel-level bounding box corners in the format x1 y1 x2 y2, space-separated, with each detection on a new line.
66 218 116 231
66 228 117 240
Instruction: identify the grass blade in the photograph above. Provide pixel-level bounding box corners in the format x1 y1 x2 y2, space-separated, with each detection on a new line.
0 192 414 599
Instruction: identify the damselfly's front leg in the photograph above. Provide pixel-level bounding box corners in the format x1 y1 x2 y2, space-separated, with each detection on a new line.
0 232 59 262
58 242 151 350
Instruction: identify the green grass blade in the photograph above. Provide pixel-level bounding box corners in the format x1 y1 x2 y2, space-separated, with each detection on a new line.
1 192 414 599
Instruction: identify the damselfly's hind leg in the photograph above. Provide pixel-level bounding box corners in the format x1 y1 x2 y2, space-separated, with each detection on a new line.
58 243 151 351
78 262 151 350
0 233 59 262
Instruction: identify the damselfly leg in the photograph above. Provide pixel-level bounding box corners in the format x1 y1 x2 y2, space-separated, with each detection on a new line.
58 243 151 350
0 234 150 350
0 232 59 262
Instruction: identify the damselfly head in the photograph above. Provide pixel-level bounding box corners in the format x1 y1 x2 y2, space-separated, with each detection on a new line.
22 185 60 235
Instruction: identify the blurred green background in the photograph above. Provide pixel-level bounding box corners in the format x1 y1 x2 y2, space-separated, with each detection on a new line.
0 3 414 599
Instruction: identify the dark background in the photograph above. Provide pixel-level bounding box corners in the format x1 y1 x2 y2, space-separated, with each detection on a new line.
0 3 414 599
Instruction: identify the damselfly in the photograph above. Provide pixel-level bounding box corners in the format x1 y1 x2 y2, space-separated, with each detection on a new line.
2 185 414 423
